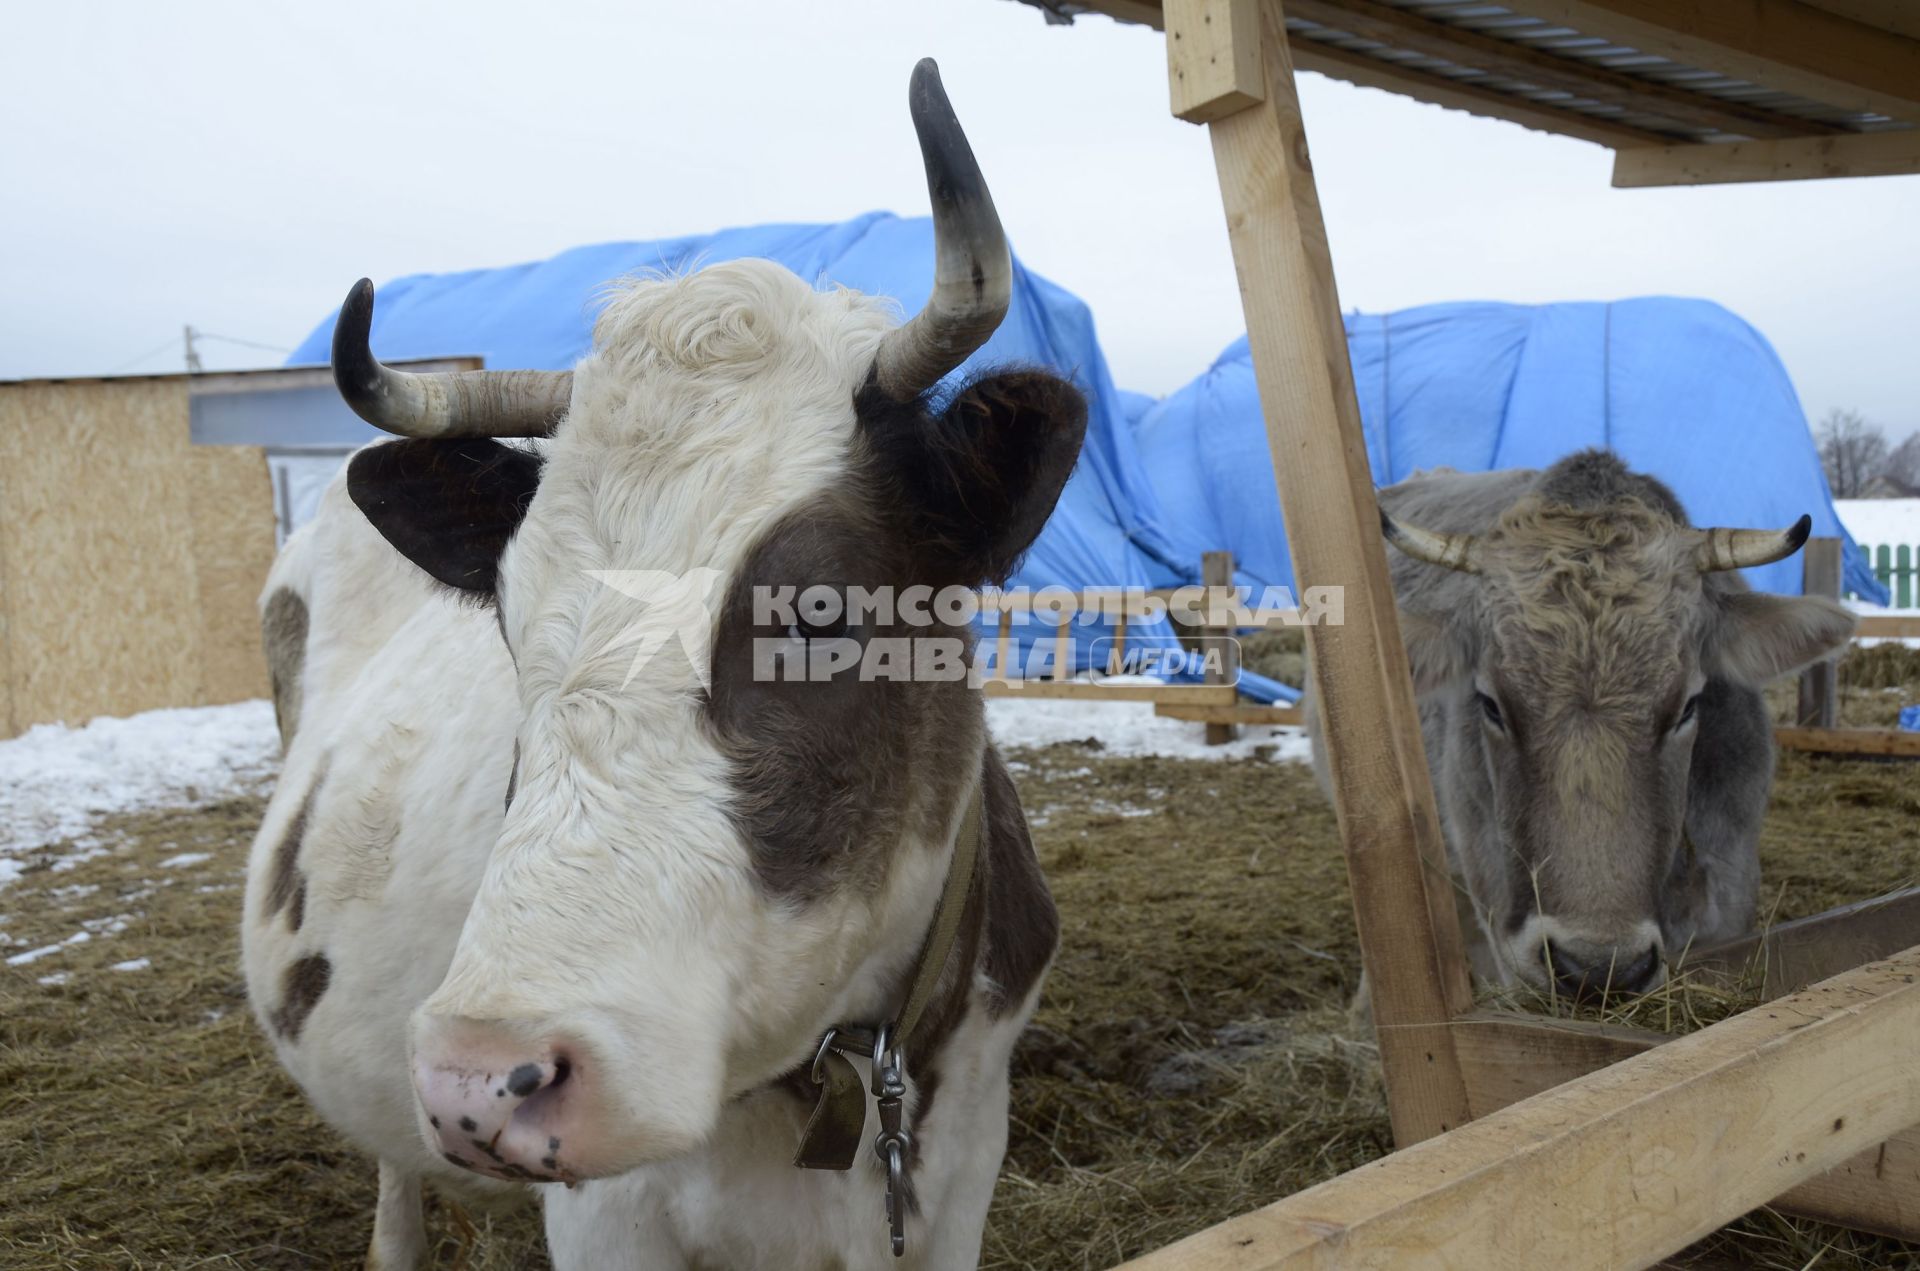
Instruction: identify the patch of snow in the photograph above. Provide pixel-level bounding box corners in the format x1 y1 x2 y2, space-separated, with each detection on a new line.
159 851 213 869
1835 498 1920 549
5 929 90 966
81 913 135 937
49 883 100 901
0 701 277 864
986 698 1312 763
38 972 70 987
110 957 151 972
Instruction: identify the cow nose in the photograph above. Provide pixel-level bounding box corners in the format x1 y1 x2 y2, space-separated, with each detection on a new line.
1545 941 1662 1001
412 1024 581 1184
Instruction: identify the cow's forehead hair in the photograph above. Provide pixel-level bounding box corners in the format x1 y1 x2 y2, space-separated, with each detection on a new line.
1478 494 1702 712
497 260 898 683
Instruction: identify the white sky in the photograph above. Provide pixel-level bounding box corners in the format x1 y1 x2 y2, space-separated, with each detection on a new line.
3 0 1916 441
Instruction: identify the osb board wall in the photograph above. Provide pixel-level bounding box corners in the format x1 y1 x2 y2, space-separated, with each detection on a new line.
0 379 275 737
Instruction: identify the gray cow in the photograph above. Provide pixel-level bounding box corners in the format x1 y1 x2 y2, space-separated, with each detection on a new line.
1312 449 1855 998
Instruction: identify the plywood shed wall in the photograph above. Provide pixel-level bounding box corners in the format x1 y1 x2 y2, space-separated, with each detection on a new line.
0 377 276 737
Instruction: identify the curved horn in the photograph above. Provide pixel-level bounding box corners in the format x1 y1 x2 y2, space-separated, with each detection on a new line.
1694 514 1812 573
1380 509 1483 575
872 59 1012 401
331 279 573 438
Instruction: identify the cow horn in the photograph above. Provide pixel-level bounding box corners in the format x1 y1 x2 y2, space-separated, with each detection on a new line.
871 59 1012 402
331 279 573 438
1380 510 1483 575
1694 514 1812 573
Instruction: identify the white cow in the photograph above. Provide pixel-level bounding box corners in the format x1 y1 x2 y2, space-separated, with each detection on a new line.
242 60 1082 1270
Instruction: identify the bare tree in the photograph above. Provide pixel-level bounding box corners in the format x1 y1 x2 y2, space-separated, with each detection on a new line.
1884 431 1920 494
1816 408 1890 498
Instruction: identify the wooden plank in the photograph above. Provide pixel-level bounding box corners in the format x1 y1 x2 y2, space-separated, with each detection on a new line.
1289 38 1676 149
1681 887 1920 998
1450 1007 1920 1241
1774 726 1920 758
980 680 1236 704
1113 948 1920 1268
1857 613 1920 639
1156 702 1304 726
1614 128 1920 187
1284 0 1838 139
1167 0 1266 122
1202 550 1240 744
1180 0 1475 1147
1798 538 1842 728
1519 0 1920 124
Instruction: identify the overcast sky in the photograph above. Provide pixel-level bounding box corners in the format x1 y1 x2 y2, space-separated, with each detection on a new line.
4 0 1916 441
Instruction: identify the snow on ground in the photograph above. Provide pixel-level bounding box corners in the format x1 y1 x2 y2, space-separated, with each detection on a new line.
109 958 151 973
1846 599 1920 649
0 700 278 878
987 695 1312 763
1835 498 1920 549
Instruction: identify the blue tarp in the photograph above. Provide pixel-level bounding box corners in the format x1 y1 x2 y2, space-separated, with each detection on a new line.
1134 299 1888 614
289 212 1220 689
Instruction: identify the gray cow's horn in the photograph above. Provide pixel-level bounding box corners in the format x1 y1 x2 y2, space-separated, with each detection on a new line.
331 279 573 438
1694 514 1812 573
1380 510 1483 575
872 59 1012 402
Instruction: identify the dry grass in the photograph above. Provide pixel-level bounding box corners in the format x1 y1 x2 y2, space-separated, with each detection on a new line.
2 667 1916 1267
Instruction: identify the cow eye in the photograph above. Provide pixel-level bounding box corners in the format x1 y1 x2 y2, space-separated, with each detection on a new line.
1476 691 1505 731
1674 692 1702 732
787 614 849 644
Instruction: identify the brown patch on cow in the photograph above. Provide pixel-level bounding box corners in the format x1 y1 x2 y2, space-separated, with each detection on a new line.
270 954 331 1041
264 767 326 929
980 749 1058 1018
261 587 309 752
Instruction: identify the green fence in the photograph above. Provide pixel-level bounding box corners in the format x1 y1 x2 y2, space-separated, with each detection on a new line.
1865 543 1918 608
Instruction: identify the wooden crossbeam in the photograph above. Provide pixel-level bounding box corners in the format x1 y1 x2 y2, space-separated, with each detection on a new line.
1858 614 1920 639
1682 887 1920 997
1284 0 1837 139
1774 726 1920 758
1614 128 1920 186
1155 702 1304 726
1450 1008 1920 1240
1114 947 1920 1267
1518 0 1920 124
980 680 1236 703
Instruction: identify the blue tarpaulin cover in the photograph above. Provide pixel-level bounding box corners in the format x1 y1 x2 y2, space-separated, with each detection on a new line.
288 213 1237 692
1133 298 1887 619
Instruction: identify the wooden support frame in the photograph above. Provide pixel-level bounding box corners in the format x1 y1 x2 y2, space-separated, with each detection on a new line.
1614 129 1920 188
1116 948 1920 1268
1167 0 1476 1146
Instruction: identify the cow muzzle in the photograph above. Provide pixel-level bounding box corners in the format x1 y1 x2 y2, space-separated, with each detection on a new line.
1505 917 1665 1002
410 1012 710 1184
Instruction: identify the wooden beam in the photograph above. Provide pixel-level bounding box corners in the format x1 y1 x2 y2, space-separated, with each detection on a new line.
1201 550 1240 743
980 680 1236 703
1167 0 1266 122
1156 702 1304 726
1774 726 1920 758
1518 0 1920 124
1682 887 1920 997
1613 128 1920 186
1859 613 1920 639
1174 0 1476 1147
1797 538 1842 727
1285 0 1838 139
1290 38 1675 148
1450 1008 1920 1241
1113 948 1920 1268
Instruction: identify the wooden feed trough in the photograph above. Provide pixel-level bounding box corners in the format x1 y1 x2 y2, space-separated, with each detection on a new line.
995 2 1920 1266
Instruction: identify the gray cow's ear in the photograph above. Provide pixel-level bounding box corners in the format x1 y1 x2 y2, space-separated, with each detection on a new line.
1704 591 1856 685
1398 608 1473 695
347 438 543 597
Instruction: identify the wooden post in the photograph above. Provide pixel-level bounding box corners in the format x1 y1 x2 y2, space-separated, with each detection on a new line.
1797 536 1842 729
1202 550 1239 744
1165 0 1474 1145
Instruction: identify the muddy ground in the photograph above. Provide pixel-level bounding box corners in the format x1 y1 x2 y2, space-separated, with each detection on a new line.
3 653 1917 1269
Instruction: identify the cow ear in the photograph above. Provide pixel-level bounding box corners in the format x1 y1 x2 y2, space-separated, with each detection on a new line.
347 439 543 596
1704 591 1856 685
1399 608 1473 695
864 370 1087 586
